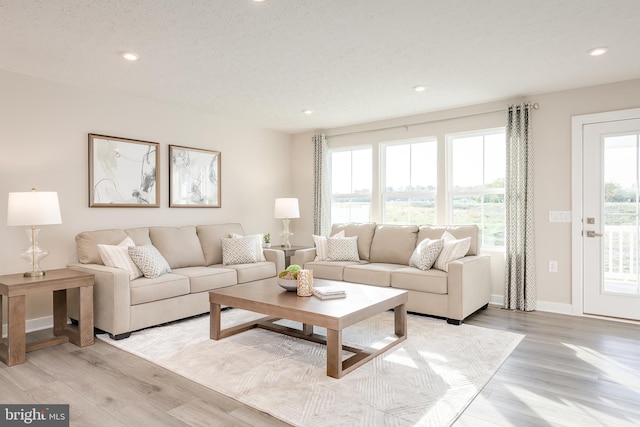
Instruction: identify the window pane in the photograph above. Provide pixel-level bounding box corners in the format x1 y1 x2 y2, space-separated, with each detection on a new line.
411 142 437 190
451 194 504 246
331 151 352 194
452 136 483 190
331 197 371 223
386 145 410 191
485 133 506 186
352 149 372 193
384 195 435 224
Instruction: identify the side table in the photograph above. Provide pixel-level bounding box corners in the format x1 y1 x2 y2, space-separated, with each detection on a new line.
270 245 312 268
0 268 94 366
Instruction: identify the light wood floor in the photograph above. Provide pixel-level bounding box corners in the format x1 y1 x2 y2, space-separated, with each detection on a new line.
2 307 639 426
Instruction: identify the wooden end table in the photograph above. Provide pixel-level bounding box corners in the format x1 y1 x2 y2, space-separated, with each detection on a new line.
270 245 312 267
0 268 94 366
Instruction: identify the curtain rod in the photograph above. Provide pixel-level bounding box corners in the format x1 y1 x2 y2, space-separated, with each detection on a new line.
326 102 539 139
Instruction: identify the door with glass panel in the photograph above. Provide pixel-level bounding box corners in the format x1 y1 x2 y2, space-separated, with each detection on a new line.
583 118 640 321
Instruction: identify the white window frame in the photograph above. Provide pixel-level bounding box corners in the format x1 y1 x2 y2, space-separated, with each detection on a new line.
328 145 374 224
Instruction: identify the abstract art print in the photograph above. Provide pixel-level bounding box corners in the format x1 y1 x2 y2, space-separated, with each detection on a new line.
89 134 160 207
169 145 221 207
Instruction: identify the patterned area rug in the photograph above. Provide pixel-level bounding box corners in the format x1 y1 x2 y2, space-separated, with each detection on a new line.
97 309 523 427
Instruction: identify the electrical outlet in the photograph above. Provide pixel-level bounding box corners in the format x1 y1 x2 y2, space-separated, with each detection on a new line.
548 260 558 273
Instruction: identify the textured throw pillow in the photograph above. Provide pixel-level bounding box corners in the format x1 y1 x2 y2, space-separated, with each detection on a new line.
128 245 172 278
433 231 472 272
97 237 143 280
222 236 259 265
409 238 444 271
230 233 266 262
312 230 346 261
326 236 360 262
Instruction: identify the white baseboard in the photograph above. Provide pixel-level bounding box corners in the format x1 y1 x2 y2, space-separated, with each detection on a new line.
490 294 573 315
2 315 54 339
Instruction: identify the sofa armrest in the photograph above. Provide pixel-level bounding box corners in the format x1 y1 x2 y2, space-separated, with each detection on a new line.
290 248 316 268
445 254 491 322
263 249 285 273
68 263 132 336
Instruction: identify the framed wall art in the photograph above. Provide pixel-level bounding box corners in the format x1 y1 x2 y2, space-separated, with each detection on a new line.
169 145 221 207
88 134 160 207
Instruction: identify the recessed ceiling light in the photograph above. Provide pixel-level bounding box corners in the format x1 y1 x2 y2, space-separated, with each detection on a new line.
413 85 427 92
302 109 313 115
121 52 140 61
588 46 608 57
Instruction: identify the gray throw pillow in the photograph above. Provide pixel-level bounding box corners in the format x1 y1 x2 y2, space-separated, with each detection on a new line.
409 238 444 271
128 245 172 278
327 236 359 262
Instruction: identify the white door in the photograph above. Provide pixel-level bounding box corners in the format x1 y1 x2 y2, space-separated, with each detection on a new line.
582 117 640 321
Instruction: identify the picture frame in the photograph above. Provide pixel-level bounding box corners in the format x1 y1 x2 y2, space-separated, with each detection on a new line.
88 134 160 207
169 145 221 207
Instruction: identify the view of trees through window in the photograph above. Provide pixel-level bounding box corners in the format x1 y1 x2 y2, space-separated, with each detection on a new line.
330 148 372 223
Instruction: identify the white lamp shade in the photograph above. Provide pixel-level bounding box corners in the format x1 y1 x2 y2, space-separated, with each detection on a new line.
274 198 300 219
7 191 62 226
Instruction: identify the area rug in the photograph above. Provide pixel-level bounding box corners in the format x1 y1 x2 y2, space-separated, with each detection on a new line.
97 309 523 427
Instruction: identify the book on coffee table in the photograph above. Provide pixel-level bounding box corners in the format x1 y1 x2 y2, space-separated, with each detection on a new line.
313 286 346 300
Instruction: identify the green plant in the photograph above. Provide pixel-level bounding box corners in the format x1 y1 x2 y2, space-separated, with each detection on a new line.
263 233 270 244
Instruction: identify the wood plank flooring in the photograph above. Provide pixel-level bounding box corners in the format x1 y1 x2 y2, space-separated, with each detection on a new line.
1 307 638 426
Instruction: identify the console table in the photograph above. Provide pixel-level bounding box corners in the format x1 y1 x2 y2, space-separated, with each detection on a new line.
0 268 94 366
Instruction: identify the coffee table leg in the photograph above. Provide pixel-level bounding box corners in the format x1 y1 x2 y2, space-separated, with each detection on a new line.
302 323 313 336
326 328 342 378
395 303 407 337
7 295 26 366
210 302 222 340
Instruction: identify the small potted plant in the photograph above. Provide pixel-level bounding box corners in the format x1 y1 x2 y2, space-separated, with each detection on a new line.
263 233 271 248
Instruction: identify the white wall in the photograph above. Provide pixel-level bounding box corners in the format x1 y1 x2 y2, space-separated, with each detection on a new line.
0 70 291 321
291 78 640 313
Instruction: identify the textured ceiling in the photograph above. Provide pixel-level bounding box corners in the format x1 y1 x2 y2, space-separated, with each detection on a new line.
1 0 639 133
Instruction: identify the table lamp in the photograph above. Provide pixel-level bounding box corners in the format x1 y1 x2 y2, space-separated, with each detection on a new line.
274 198 299 249
7 188 62 277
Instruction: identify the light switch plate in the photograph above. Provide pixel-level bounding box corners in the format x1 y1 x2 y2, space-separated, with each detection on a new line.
549 211 572 222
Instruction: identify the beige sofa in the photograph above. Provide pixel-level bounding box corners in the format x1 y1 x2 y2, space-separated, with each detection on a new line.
68 223 284 339
291 223 491 324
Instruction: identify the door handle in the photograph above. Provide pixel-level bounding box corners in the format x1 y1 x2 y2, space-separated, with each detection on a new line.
586 230 603 237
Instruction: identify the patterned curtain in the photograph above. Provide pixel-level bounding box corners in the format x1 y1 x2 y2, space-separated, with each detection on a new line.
312 133 330 236
504 104 536 311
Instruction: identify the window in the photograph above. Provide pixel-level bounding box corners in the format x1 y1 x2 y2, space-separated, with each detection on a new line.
448 129 506 247
330 148 372 223
382 139 437 224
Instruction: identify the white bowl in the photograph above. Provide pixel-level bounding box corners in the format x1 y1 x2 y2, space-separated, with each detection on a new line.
277 278 298 292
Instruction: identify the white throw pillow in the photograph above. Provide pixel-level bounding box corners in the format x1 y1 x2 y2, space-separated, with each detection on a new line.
230 233 266 262
409 238 444 271
222 236 259 265
326 236 359 262
433 231 471 272
312 230 345 261
97 236 143 280
128 245 172 278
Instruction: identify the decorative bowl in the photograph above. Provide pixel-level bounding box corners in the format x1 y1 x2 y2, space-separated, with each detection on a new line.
277 278 298 292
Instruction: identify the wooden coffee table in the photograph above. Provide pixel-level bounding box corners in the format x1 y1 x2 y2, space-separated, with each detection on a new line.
209 278 408 378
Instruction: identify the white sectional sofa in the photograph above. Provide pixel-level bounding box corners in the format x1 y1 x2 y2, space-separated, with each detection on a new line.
68 223 283 339
291 223 491 324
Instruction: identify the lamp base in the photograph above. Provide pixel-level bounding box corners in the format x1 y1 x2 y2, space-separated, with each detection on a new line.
24 270 45 278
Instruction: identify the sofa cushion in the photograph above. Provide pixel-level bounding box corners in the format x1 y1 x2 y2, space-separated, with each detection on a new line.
312 230 345 261
128 245 172 278
215 262 276 284
418 225 479 256
330 223 377 261
149 226 206 268
221 236 259 265
97 237 143 280
76 229 128 264
409 238 444 271
302 260 358 281
129 273 190 305
197 223 245 266
369 225 418 264
391 267 448 294
327 236 360 261
343 263 405 287
125 227 153 246
171 266 238 293
433 232 472 272
230 233 266 262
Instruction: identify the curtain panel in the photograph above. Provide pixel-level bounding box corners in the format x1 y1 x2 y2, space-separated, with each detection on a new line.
312 133 330 236
504 104 536 311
